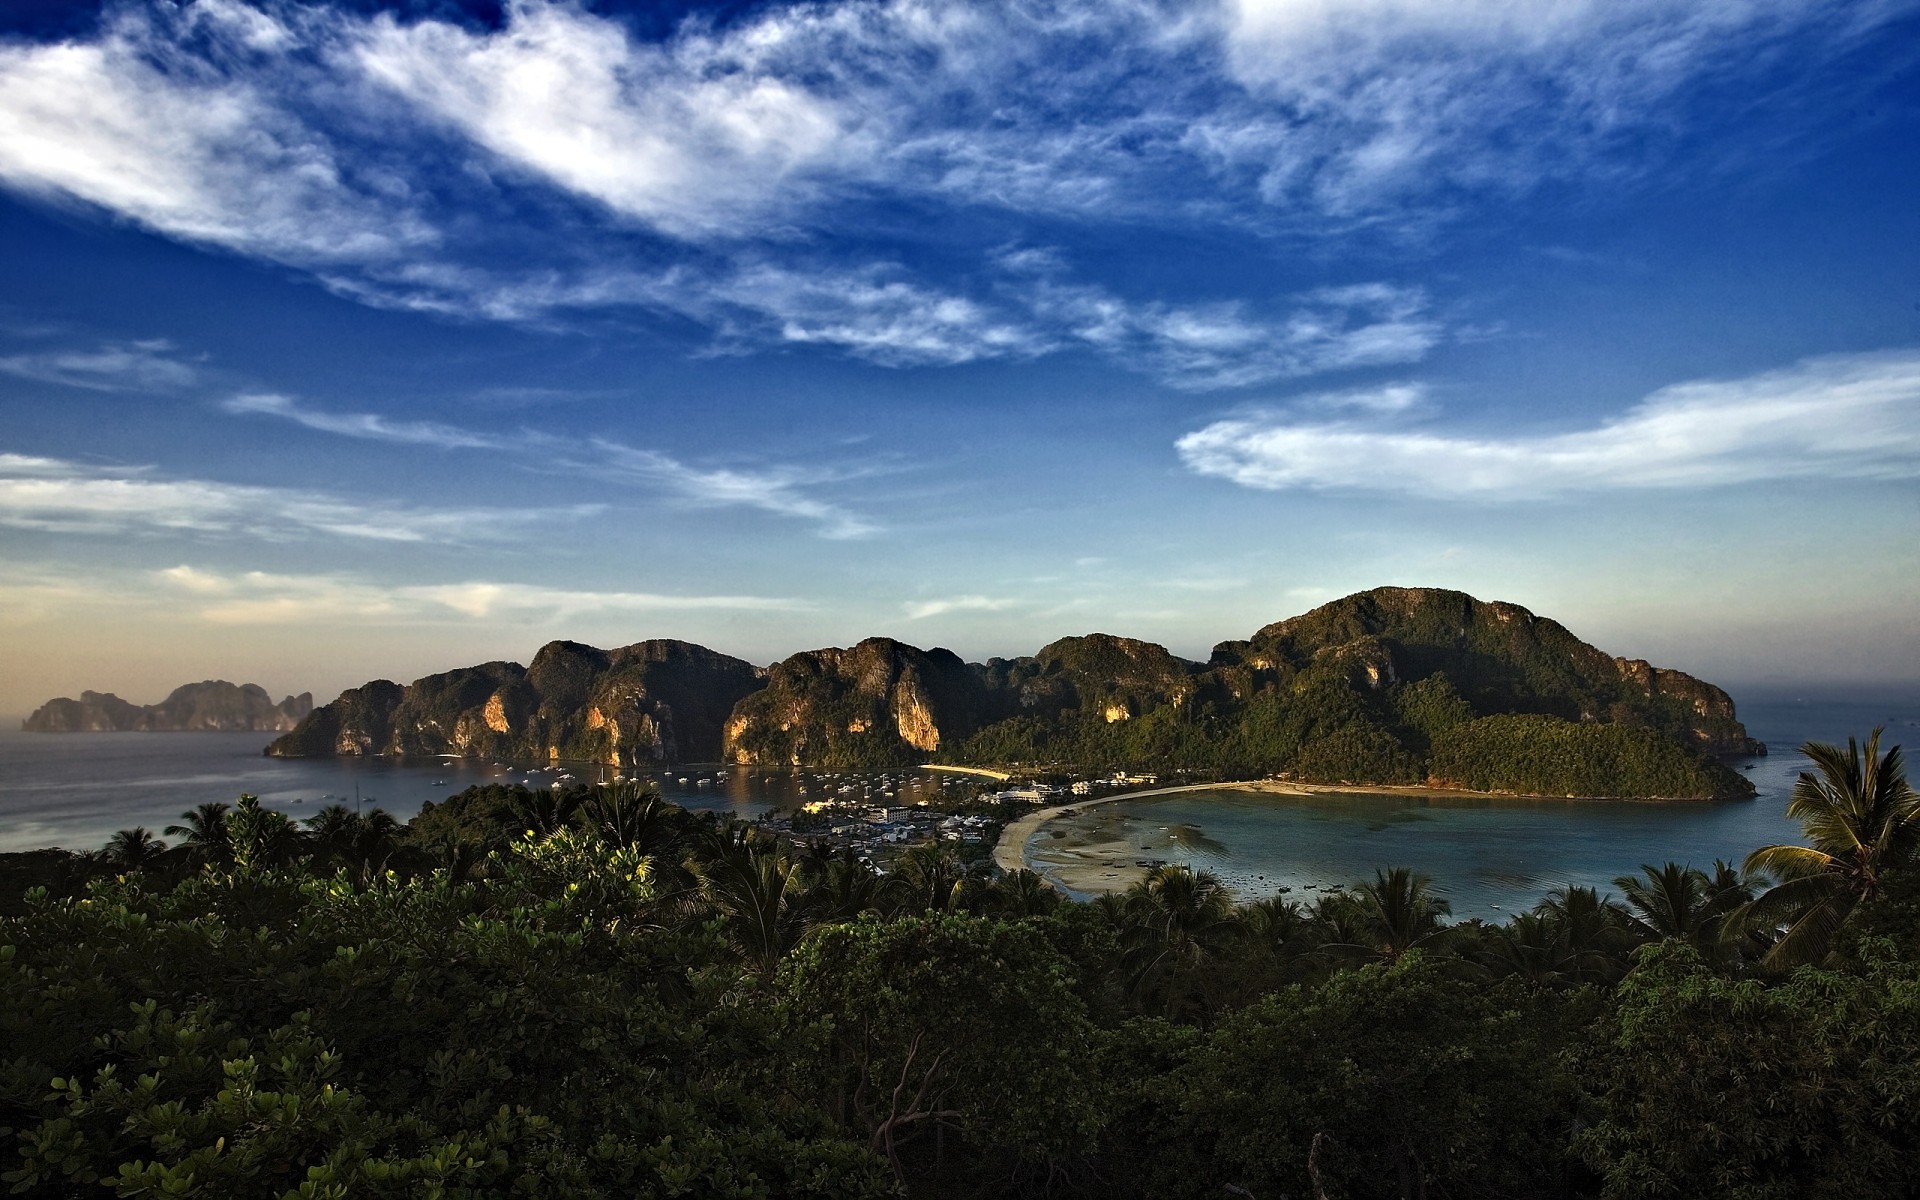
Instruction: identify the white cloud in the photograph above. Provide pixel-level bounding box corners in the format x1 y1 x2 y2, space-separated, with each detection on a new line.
222 392 878 538
1030 278 1441 389
1210 0 1898 217
153 564 804 625
0 6 428 262
352 1 854 239
223 393 512 450
0 0 1899 357
586 438 879 540
0 339 200 391
0 452 591 542
1177 350 1920 497
1299 382 1430 413
903 595 1021 620
713 263 1050 367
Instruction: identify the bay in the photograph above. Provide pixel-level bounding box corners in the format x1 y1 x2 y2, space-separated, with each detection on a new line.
1025 693 1920 920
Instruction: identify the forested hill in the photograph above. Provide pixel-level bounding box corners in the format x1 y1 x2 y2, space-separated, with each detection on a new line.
270 587 1762 798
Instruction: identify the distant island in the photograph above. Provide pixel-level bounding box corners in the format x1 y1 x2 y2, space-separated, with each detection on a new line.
268 587 1764 800
23 681 313 733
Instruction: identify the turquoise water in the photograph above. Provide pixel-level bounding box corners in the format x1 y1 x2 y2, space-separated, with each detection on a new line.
1026 694 1920 920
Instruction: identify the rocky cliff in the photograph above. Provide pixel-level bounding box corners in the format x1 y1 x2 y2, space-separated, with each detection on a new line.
256 587 1766 798
266 640 763 766
723 638 993 768
23 683 312 733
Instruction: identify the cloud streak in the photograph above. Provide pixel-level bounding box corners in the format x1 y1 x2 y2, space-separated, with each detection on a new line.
223 393 879 538
903 595 1020 620
1177 351 1920 497
155 564 804 625
0 0 1896 372
0 339 200 391
0 452 592 542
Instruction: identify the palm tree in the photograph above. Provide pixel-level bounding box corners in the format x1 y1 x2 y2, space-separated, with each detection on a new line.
579 782 678 854
982 868 1059 918
305 804 361 860
104 826 168 871
1535 885 1635 984
1736 728 1920 969
228 794 301 869
1489 911 1576 989
1119 863 1241 1019
888 844 976 914
1615 863 1712 943
164 801 232 867
800 851 887 924
689 828 807 977
1335 867 1451 963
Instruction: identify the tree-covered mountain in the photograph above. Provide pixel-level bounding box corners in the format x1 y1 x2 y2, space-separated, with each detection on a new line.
266 640 763 765
23 682 312 733
272 587 1762 797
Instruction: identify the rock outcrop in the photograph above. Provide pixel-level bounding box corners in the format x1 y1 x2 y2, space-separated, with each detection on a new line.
256 587 1766 798
23 683 312 733
266 641 763 766
723 638 992 768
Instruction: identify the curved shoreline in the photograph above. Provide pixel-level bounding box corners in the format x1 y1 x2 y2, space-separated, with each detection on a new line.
989 778 1735 887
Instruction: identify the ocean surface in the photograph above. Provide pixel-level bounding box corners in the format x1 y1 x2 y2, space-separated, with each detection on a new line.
1024 693 1920 920
3 694 1917 922
0 735 921 854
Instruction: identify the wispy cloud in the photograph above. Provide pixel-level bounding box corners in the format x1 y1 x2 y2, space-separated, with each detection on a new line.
1026 277 1441 389
155 564 805 625
0 0 1895 347
904 595 1020 619
352 2 852 241
0 452 592 542
0 339 200 391
223 393 879 538
1177 351 1920 498
0 3 430 263
223 393 512 450
586 437 880 540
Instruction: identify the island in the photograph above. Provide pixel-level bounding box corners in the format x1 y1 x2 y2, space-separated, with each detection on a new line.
23 681 313 733
268 587 1763 800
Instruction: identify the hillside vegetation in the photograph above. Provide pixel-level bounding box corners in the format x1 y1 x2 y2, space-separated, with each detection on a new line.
269 587 1762 799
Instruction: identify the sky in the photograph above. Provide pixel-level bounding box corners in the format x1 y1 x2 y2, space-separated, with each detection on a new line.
1 0 1918 718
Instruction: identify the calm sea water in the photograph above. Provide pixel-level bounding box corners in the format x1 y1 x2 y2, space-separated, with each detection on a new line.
5 694 1917 920
0 735 899 853
1025 694 1920 919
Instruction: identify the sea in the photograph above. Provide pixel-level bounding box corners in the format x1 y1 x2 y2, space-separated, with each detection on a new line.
2 692 1916 920
1023 692 1920 919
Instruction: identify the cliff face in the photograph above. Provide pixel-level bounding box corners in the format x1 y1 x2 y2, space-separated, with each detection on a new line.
977 635 1199 724
23 683 313 733
266 641 762 766
258 586 1764 797
723 638 993 767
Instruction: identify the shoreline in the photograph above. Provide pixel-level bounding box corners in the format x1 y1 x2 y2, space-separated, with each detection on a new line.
991 777 1745 891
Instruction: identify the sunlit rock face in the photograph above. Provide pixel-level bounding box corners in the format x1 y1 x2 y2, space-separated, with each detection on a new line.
722 638 992 768
264 586 1763 794
24 683 313 733
268 641 763 766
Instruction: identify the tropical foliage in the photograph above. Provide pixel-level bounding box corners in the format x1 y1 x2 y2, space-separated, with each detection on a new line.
0 732 1915 1197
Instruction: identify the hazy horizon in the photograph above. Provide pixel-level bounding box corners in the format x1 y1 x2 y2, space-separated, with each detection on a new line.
3 0 1917 718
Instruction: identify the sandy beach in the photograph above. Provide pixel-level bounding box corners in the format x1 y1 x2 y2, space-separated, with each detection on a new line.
992 778 1646 896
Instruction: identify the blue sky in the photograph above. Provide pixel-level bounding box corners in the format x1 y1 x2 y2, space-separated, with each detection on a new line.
1 0 1917 716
